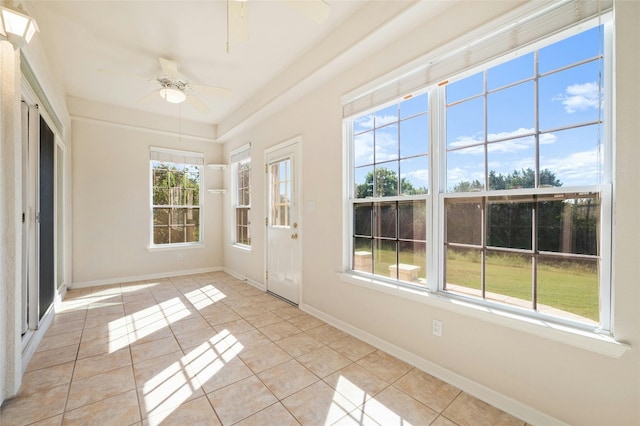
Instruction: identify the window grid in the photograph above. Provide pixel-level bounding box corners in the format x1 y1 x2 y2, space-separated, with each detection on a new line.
348 22 611 330
233 158 251 247
151 162 202 245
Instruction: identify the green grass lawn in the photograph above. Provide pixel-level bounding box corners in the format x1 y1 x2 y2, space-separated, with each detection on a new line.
360 246 599 322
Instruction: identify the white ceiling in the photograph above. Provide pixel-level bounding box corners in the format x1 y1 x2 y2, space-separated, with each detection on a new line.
23 1 457 139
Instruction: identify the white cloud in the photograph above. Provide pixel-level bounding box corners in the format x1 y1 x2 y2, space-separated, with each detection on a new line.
553 81 601 113
449 128 556 155
542 148 603 186
402 169 429 186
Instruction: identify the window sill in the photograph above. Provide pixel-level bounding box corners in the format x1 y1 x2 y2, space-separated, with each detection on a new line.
147 242 206 252
231 243 252 252
338 272 630 359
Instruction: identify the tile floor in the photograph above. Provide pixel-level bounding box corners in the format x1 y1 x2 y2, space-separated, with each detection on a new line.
0 271 526 426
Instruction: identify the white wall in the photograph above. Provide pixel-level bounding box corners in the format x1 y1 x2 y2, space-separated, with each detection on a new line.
221 1 640 425
69 97 224 286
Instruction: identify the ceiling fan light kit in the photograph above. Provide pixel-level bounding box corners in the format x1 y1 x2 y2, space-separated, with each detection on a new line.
159 87 186 104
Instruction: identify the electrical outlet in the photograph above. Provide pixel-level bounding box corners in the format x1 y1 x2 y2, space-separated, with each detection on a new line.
177 252 184 260
432 319 443 337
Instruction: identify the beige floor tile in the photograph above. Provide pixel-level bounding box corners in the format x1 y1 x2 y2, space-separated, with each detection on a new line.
333 409 380 426
276 332 324 357
442 392 524 426
26 345 79 373
50 310 87 326
231 304 267 319
174 326 219 352
272 305 305 320
62 389 140 425
138 378 204 420
128 323 175 347
259 321 302 342
133 350 186 385
73 347 132 380
356 350 413 383
329 335 377 362
213 318 255 335
298 346 352 378
244 311 282 328
0 384 68 426
361 386 439 425
19 361 74 396
46 319 86 336
206 375 278 424
83 312 126 330
324 363 389 407
37 329 83 353
394 368 461 412
202 308 242 326
286 313 325 331
305 323 349 344
66 365 136 411
239 341 292 373
257 359 319 399
431 415 460 426
234 402 300 426
233 328 272 351
144 395 220 426
130 335 181 364
29 414 63 426
196 355 254 394
77 333 130 359
282 380 358 426
169 316 212 336
79 322 128 344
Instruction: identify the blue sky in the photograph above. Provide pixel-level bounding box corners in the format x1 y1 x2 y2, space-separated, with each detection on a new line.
353 25 604 194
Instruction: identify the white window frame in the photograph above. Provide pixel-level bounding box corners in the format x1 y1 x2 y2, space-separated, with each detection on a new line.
149 146 204 249
230 143 252 249
341 3 627 357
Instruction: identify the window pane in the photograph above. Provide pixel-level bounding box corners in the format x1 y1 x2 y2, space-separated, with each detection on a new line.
445 247 482 296
539 61 602 131
399 156 428 195
373 239 397 279
353 238 373 274
487 196 533 250
538 25 603 74
487 81 534 140
400 93 428 119
354 203 372 237
400 114 428 158
537 193 600 255
374 202 396 239
487 53 533 90
539 124 603 187
445 198 482 245
354 113 374 134
446 72 483 104
375 104 398 127
485 251 532 307
537 255 599 323
354 131 374 167
375 123 398 162
487 141 536 190
374 162 399 197
447 147 485 192
398 201 426 241
354 165 373 198
398 241 426 284
446 97 484 148
153 208 169 226
153 188 170 206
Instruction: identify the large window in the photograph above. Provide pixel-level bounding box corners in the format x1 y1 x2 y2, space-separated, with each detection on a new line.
347 15 612 330
231 145 251 247
150 148 203 246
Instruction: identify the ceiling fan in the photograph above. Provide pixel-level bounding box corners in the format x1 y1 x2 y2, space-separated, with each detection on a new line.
226 0 331 52
120 57 231 113
140 57 231 113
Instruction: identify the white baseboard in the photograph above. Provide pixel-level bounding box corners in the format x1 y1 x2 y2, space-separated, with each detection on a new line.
222 267 266 291
70 266 223 289
300 303 567 426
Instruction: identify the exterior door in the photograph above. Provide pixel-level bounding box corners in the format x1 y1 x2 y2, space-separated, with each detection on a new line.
266 138 301 304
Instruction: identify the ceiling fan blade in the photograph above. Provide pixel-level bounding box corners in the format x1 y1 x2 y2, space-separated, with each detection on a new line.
138 89 161 104
185 94 211 113
158 57 180 79
190 83 232 97
228 0 249 43
287 0 331 24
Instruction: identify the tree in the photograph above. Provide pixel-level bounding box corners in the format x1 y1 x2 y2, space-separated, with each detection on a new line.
453 168 561 192
356 167 426 198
